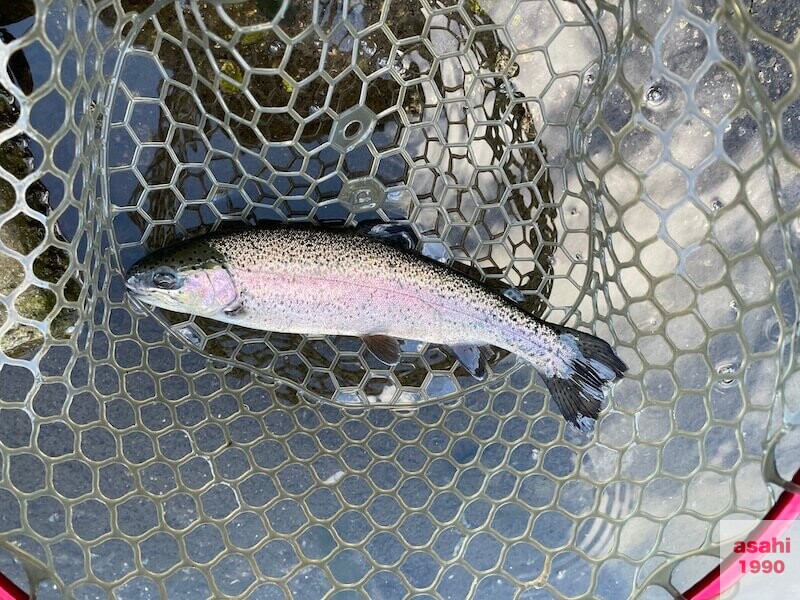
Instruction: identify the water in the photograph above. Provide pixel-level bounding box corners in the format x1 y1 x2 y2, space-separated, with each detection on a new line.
645 83 666 106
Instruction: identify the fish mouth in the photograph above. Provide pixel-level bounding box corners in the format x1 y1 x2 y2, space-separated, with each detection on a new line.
125 275 144 295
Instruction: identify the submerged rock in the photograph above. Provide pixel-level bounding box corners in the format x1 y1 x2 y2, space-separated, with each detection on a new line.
0 24 78 358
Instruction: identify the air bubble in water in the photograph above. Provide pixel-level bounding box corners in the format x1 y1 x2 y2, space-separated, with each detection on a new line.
360 39 377 58
766 321 781 343
645 84 666 106
717 363 737 385
269 40 285 54
711 198 723 211
585 73 595 85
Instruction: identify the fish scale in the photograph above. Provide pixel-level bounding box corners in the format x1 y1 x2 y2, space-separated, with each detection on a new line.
126 226 627 426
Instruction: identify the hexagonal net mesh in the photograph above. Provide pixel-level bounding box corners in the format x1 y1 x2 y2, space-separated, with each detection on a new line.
0 0 797 597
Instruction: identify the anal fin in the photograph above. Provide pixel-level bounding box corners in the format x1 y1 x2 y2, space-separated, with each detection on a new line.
449 344 493 380
223 297 244 316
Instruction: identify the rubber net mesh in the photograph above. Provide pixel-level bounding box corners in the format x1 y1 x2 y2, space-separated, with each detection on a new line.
0 0 798 597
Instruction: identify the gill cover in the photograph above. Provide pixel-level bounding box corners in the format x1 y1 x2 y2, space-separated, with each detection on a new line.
125 240 241 317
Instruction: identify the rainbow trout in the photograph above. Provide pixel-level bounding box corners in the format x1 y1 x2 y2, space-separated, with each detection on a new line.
125 227 626 425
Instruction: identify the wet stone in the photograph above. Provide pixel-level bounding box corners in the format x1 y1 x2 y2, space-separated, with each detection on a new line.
52 460 93 499
305 487 342 520
503 543 545 582
226 512 267 550
329 549 370 584
338 475 373 506
162 493 199 531
436 565 474 600
287 566 332 599
200 483 240 519
139 532 180 573
462 499 492 530
164 568 212 600
333 511 371 544
116 495 159 537
367 494 403 527
366 572 408 600
27 495 66 538
211 554 256 596
113 577 160 600
366 531 405 566
178 457 214 490
0 409 32 448
37 422 74 457
398 513 436 546
9 453 46 493
98 463 135 500
429 491 461 524
399 551 441 589
184 524 226 564
90 538 135 583
297 526 336 561
266 499 308 534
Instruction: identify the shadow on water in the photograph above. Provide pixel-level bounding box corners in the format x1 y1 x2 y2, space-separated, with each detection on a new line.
109 0 559 405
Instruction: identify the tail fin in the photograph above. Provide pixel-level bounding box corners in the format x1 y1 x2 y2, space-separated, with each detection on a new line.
540 324 627 429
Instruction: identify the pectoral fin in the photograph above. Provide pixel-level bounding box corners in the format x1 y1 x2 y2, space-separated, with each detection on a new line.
363 334 401 365
449 344 493 380
223 297 243 316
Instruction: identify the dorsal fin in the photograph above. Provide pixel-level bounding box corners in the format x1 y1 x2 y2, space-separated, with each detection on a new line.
362 222 417 251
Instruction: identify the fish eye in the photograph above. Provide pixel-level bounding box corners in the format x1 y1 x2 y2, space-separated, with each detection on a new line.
152 267 179 290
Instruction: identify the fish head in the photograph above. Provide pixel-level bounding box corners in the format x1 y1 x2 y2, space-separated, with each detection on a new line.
125 239 239 317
